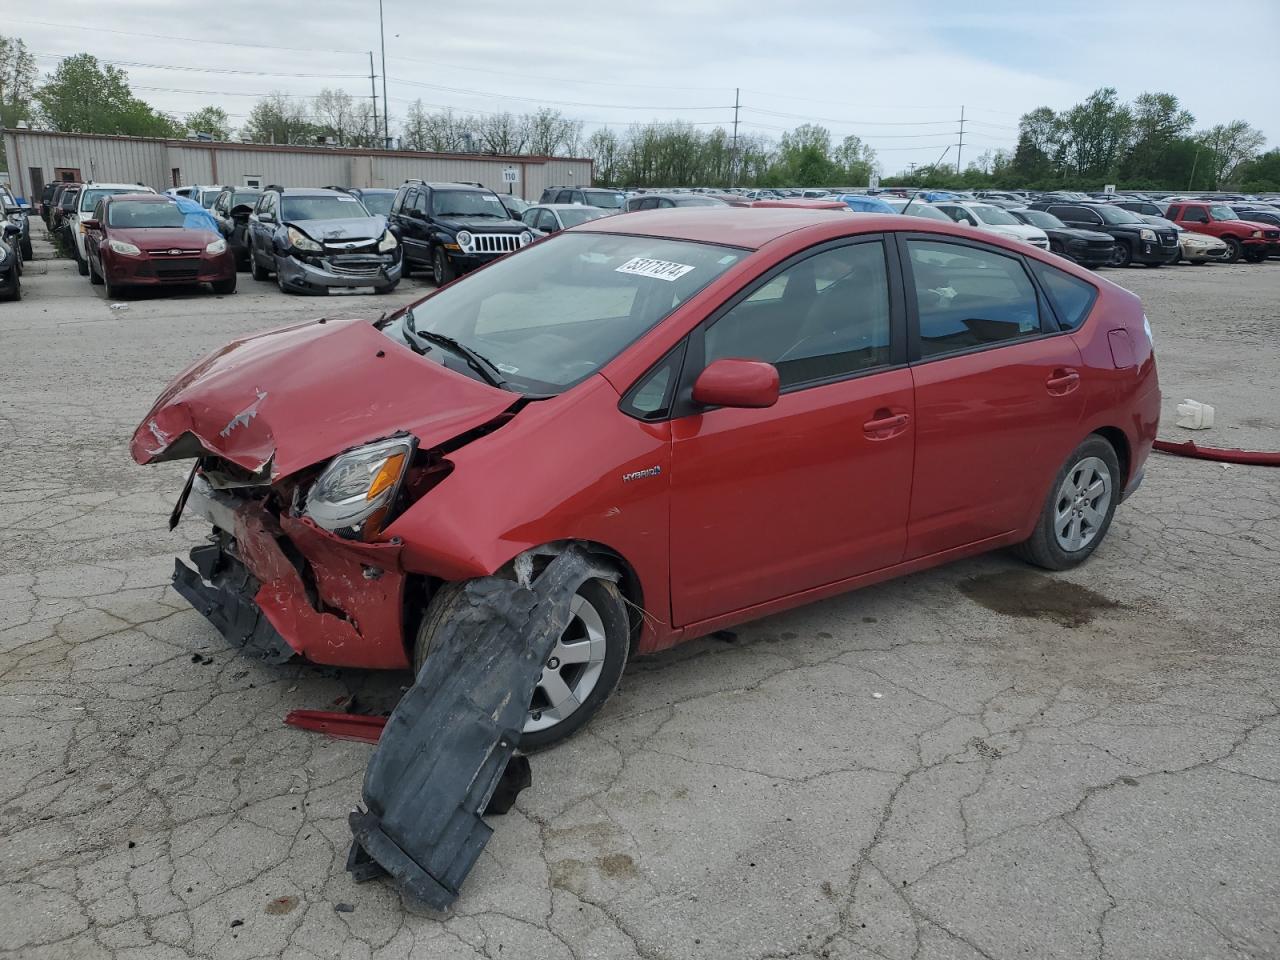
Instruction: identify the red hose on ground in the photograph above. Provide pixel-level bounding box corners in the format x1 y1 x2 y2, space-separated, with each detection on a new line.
1153 439 1280 466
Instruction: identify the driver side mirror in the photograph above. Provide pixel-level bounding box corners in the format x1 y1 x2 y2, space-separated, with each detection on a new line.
2 223 19 238
81 218 100 231
692 359 779 409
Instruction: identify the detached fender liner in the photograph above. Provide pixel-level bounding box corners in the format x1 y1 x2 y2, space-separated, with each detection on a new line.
348 545 615 909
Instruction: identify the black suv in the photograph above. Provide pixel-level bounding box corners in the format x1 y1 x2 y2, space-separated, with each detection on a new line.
388 180 533 285
1028 200 1178 267
538 185 626 211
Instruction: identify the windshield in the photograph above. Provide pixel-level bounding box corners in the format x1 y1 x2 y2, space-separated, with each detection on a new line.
583 190 625 209
1019 210 1064 229
502 196 532 215
388 233 745 394
432 189 507 217
281 195 370 221
107 201 187 228
1095 205 1143 225
1209 205 1240 221
358 192 395 216
971 205 1019 225
81 187 136 211
559 208 608 227
198 190 220 208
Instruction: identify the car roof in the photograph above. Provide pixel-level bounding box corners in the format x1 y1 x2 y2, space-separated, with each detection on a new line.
278 187 346 196
575 207 915 250
539 203 604 210
85 182 153 190
105 193 174 203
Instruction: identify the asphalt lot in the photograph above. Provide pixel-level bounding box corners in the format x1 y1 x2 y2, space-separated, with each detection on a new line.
2 228 1278 960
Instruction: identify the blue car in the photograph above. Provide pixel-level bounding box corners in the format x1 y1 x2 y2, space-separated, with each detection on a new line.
835 194 897 214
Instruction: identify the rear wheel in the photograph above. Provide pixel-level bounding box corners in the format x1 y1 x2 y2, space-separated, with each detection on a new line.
1223 237 1243 263
1013 435 1120 571
413 572 630 750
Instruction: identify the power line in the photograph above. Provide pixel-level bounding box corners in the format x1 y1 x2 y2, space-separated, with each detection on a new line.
387 76 732 112
387 54 729 94
32 51 368 79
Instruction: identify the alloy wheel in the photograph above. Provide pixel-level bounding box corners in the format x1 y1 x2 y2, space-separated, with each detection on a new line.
525 592 607 734
1053 456 1112 552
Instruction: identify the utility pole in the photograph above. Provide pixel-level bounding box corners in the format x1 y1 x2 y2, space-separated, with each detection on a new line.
369 52 379 148
956 105 965 175
1188 147 1200 191
378 0 389 147
730 87 740 188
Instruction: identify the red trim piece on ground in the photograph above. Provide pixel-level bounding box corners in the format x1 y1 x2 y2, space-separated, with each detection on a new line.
1153 439 1280 467
284 709 387 744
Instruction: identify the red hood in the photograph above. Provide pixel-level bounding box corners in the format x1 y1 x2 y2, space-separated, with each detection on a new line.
131 318 517 478
112 227 220 251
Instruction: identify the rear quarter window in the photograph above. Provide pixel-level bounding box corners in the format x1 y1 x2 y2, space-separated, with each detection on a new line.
1030 261 1098 331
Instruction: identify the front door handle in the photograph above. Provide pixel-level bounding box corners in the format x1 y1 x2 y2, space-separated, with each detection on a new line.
863 410 911 439
1046 368 1081 395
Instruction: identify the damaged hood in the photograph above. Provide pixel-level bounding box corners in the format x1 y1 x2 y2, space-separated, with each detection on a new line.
131 318 515 478
287 216 387 243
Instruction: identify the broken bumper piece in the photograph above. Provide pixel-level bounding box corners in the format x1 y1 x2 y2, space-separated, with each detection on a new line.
348 546 609 909
173 552 296 664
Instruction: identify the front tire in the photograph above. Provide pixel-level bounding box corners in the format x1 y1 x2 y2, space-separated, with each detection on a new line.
21 238 33 261
76 253 89 276
1223 237 1242 263
211 275 237 295
1110 239 1133 268
1014 435 1121 571
250 251 268 281
432 247 456 286
413 573 630 750
89 256 103 285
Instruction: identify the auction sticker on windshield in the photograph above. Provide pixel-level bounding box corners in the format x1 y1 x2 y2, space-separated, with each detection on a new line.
615 257 696 282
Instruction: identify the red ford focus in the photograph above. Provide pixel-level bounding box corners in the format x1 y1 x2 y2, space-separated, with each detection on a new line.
133 208 1159 747
85 194 236 299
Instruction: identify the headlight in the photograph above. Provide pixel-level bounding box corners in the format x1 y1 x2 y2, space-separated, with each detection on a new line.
456 230 473 250
519 230 534 246
1139 228 1156 242
303 437 415 541
1251 230 1263 238
287 226 321 252
205 238 227 254
109 238 141 256
378 230 397 252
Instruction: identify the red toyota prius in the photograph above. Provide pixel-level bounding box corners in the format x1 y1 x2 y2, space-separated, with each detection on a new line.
133 209 1160 747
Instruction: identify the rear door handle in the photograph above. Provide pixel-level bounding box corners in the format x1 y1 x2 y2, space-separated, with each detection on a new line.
1046 368 1080 395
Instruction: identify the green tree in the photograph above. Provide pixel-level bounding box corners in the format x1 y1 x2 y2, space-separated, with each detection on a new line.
35 54 177 136
1119 92 1193 182
833 134 876 184
1196 120 1266 187
1059 87 1132 180
772 124 837 185
0 35 37 171
1009 107 1062 182
182 106 232 141
1236 148 1280 192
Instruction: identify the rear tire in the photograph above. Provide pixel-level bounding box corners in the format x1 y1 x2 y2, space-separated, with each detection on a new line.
412 572 630 751
1013 435 1121 571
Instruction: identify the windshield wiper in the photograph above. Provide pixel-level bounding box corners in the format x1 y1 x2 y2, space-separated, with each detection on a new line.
412 328 508 389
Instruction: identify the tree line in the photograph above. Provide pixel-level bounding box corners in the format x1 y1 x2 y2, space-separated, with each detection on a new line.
892 89 1274 192
2 38 1275 191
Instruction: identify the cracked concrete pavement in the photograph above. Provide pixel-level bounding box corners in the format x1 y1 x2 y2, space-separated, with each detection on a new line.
2 229 1278 960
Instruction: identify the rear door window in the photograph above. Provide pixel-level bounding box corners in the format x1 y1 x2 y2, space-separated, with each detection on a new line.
907 240 1043 359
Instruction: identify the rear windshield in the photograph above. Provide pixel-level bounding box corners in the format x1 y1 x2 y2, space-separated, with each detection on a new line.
232 191 260 207
358 192 395 216
971 205 1019 225
583 190 625 209
389 233 745 394
281 195 370 221
108 201 187 228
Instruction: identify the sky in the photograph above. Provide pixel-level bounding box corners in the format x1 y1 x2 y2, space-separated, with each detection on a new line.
9 0 1279 173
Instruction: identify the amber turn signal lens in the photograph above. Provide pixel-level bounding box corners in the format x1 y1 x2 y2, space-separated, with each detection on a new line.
366 453 406 501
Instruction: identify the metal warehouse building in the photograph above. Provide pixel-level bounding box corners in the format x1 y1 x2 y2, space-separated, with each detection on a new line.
2 129 594 203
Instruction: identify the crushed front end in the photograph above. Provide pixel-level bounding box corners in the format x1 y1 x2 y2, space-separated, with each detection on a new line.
173 462 412 669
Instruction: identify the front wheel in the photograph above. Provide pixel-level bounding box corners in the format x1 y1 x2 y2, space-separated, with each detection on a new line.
250 250 269 281
1223 237 1242 263
1013 435 1121 571
211 275 237 295
1243 248 1267 264
432 247 456 287
413 574 630 750
21 238 33 261
76 253 89 276
1110 240 1133 268
88 256 103 285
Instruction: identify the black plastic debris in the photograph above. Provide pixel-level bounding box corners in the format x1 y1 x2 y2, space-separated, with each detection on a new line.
347 545 614 909
172 550 295 664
